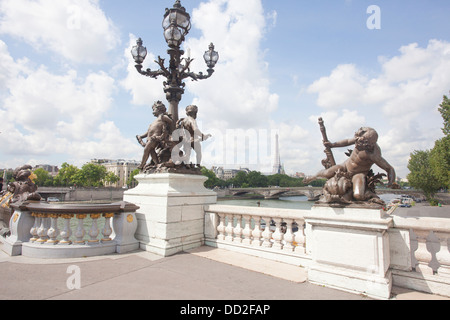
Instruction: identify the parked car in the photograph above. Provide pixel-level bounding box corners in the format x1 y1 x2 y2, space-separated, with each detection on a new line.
47 197 60 202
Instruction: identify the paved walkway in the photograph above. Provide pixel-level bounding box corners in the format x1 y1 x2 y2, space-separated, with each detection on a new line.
0 243 447 301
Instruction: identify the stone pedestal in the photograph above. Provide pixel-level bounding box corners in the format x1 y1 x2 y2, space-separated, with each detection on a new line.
123 173 217 257
2 204 34 256
305 205 393 299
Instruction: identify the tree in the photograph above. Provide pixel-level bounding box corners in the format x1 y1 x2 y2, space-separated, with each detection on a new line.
54 163 80 186
104 172 120 186
430 136 450 189
407 93 450 199
439 94 450 136
246 171 268 188
430 93 450 189
72 163 107 187
127 168 141 188
33 168 53 187
231 171 248 188
407 150 441 198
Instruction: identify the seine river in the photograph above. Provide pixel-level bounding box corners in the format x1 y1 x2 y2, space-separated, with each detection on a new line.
218 196 315 210
217 194 399 210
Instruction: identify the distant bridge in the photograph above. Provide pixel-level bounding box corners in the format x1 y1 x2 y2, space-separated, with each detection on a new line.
228 187 425 200
229 187 323 200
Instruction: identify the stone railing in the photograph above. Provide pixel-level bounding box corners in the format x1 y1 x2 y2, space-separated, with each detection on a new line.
2 201 140 259
204 204 311 267
390 214 450 296
204 204 450 298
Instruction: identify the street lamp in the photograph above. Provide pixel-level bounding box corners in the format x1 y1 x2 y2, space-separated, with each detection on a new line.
131 0 219 123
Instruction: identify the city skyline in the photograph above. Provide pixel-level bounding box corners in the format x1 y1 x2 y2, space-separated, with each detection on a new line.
1 1 450 178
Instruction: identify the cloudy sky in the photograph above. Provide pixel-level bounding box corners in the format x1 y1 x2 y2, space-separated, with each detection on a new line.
1 0 450 179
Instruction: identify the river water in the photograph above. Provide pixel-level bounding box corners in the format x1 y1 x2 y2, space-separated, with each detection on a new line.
217 194 399 210
218 196 314 210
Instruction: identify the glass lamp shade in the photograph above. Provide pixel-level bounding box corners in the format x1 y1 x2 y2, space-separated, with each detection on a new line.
203 43 219 69
162 1 191 47
131 38 147 64
164 26 183 47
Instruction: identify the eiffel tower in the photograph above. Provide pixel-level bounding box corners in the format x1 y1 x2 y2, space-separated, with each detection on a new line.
272 133 283 174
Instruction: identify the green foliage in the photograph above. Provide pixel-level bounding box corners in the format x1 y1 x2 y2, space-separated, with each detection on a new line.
429 136 450 189
439 94 450 136
105 172 120 185
407 150 441 198
201 167 223 189
428 198 440 206
72 163 107 187
407 93 450 198
201 169 313 189
246 171 268 188
127 168 141 187
33 168 53 187
54 162 80 187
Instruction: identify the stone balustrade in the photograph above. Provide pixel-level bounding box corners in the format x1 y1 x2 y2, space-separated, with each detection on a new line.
3 201 140 259
205 204 450 298
204 205 311 267
391 214 450 296
2 194 449 298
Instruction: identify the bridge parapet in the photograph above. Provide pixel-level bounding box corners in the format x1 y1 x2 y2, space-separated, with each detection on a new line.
2 201 140 258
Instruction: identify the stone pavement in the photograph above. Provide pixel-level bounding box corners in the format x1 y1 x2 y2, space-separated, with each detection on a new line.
0 243 447 301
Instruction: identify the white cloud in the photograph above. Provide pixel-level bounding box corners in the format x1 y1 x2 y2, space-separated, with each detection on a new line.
307 64 367 109
308 40 450 122
0 0 120 63
183 0 279 129
0 39 138 166
305 39 450 177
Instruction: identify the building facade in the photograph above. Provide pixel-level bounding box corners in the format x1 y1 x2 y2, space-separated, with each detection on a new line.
211 167 251 181
92 159 140 188
33 164 59 177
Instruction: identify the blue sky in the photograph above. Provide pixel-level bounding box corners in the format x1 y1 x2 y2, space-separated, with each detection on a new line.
1 0 450 179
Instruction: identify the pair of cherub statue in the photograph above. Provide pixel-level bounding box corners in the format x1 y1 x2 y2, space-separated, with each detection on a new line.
136 101 211 174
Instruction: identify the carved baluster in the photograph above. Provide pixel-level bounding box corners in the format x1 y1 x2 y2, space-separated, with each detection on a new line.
294 220 306 254
47 214 59 244
102 213 114 242
225 214 234 242
283 218 295 252
233 215 243 244
36 214 49 243
262 218 273 248
435 232 450 277
88 214 101 244
74 214 87 244
252 217 263 247
414 230 434 275
242 215 252 245
272 218 283 250
60 214 74 244
30 213 40 242
216 213 226 241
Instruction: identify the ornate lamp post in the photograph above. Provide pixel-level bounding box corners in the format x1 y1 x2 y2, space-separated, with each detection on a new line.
131 0 219 123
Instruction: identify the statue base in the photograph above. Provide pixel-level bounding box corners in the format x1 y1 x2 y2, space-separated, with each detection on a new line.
123 173 217 257
141 163 203 176
305 205 393 299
